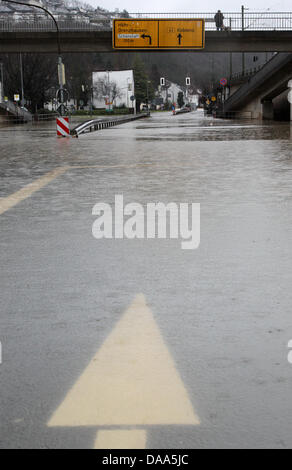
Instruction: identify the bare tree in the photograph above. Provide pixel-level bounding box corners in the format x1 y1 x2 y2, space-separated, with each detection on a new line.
93 76 122 106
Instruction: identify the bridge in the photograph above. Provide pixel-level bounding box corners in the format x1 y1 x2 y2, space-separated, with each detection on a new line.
0 97 32 122
0 12 292 53
222 52 292 119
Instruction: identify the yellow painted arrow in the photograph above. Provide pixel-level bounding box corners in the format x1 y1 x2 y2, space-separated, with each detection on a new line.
48 294 200 448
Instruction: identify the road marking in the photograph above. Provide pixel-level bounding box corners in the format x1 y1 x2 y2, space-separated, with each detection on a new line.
0 161 204 216
48 294 199 448
0 167 69 216
94 430 146 449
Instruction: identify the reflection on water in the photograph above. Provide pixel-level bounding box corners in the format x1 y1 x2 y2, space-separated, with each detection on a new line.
0 110 291 201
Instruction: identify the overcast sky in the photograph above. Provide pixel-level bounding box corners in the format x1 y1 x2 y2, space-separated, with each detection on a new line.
88 0 291 13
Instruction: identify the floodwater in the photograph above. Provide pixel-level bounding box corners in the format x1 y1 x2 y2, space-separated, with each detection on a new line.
0 110 292 449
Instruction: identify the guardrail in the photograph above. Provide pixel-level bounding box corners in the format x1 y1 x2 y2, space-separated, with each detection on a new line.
71 112 150 136
0 12 292 31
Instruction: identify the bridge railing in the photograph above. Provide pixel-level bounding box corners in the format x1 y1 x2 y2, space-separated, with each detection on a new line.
128 12 292 30
0 18 111 32
230 65 264 81
0 12 292 31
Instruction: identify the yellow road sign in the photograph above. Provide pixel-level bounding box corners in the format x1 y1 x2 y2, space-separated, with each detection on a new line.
113 19 205 50
113 19 159 49
159 19 205 49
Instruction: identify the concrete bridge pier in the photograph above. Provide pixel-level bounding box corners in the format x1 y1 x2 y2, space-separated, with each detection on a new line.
288 80 292 121
262 100 274 120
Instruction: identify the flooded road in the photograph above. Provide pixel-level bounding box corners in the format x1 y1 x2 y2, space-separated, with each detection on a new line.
1 111 292 449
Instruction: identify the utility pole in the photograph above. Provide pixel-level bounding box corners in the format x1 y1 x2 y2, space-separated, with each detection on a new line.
211 54 214 91
241 5 246 76
146 81 148 105
0 60 4 102
19 53 25 107
229 18 233 80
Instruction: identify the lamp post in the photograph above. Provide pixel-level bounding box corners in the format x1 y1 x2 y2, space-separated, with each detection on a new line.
19 53 25 107
0 60 4 102
241 5 249 76
2 0 65 115
127 77 131 109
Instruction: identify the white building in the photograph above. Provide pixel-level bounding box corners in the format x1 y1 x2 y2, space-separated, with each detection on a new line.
92 70 135 111
161 82 185 106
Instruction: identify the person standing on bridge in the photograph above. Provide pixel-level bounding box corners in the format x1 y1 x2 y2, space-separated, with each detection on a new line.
214 10 224 31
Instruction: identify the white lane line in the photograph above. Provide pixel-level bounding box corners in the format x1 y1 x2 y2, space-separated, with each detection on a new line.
0 167 69 216
94 430 146 449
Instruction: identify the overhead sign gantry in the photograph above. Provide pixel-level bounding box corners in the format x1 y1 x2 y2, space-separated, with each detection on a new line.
113 19 205 50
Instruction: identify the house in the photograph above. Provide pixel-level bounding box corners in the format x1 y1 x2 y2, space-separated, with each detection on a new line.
92 70 135 111
160 82 185 106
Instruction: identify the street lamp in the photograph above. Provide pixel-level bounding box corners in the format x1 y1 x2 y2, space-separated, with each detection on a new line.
0 60 4 102
2 0 65 114
241 5 249 76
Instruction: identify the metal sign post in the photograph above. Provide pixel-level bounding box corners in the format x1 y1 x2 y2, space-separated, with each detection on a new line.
57 57 66 116
186 77 191 103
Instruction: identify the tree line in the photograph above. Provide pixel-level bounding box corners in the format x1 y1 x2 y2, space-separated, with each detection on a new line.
0 50 268 112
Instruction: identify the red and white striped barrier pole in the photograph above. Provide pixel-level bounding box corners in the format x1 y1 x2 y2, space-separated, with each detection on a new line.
56 116 70 137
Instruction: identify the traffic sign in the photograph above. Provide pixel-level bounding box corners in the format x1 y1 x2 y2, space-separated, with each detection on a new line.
56 88 69 103
56 116 70 137
159 19 205 49
220 78 228 86
113 19 159 49
113 19 205 50
14 94 20 102
57 104 66 116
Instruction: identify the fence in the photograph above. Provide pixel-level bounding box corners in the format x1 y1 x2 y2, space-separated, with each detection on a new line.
0 12 292 32
230 65 265 81
0 112 58 125
128 12 292 31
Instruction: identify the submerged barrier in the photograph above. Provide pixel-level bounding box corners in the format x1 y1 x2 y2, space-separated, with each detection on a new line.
71 112 150 137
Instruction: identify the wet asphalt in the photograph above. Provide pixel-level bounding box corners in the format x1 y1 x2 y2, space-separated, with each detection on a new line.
1 111 292 449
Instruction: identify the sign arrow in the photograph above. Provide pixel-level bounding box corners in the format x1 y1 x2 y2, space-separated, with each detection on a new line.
141 33 152 45
177 33 183 45
48 293 200 449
